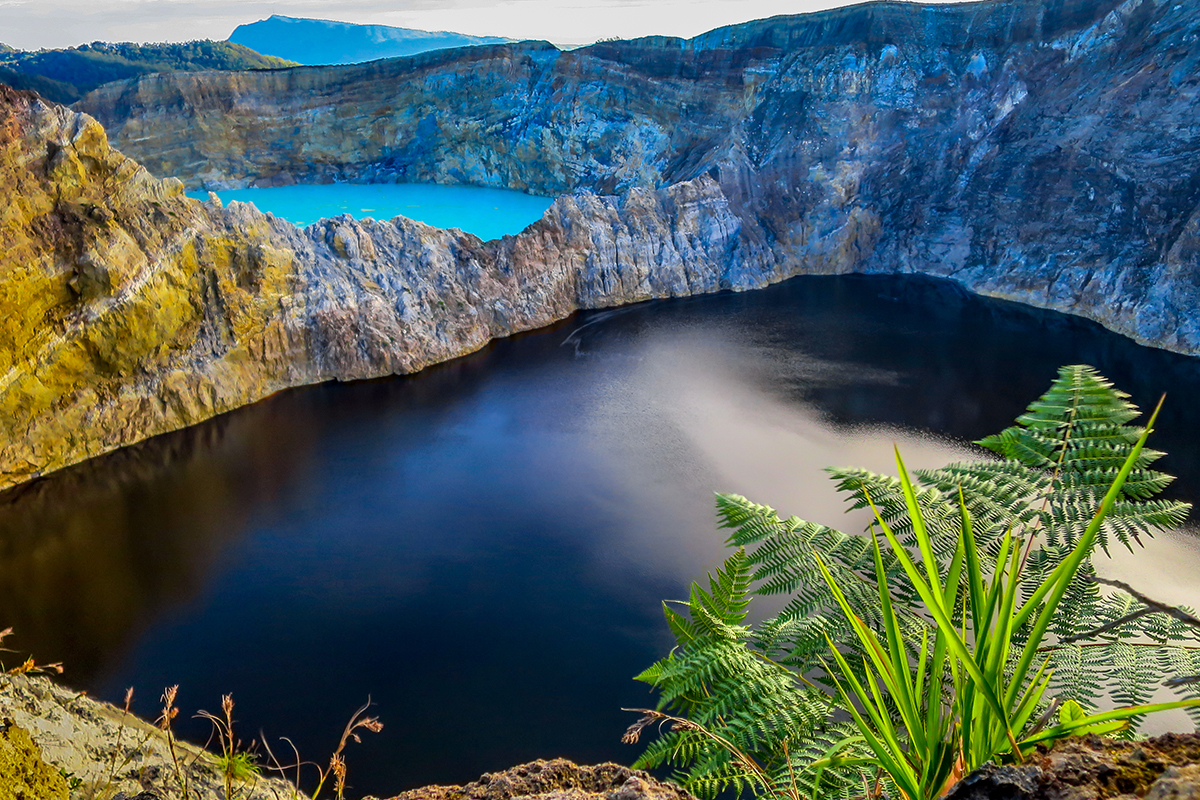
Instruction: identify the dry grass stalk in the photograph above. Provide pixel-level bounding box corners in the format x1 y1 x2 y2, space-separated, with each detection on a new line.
261 698 383 800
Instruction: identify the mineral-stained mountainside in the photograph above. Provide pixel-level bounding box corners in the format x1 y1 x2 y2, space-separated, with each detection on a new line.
0 83 751 490
77 0 1200 355
5 0 1200 489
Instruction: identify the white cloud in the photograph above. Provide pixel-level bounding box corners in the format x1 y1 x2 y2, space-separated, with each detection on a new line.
0 0 957 50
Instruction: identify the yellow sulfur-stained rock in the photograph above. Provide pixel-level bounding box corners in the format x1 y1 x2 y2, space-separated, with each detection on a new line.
0 82 747 491
0 720 69 800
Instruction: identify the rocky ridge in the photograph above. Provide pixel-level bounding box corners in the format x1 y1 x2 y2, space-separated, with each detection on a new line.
76 0 1200 356
0 84 756 490
5 0 1200 489
1 674 692 800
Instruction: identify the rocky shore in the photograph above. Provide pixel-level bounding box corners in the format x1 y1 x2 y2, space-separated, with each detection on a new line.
3 674 1198 800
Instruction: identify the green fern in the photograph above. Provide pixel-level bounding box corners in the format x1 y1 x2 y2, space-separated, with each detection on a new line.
632 366 1199 799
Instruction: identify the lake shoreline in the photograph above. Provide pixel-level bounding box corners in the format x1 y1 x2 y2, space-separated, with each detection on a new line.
185 183 555 240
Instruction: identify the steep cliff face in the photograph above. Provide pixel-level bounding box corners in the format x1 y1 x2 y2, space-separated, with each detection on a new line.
7 0 1200 489
0 85 763 490
0 84 307 488
77 0 1200 354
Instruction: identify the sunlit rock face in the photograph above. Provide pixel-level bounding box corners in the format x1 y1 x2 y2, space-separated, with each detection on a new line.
77 0 1200 356
6 0 1200 489
0 85 754 490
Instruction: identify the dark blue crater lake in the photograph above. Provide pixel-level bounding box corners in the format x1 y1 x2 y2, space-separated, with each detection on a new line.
186 183 555 239
3 275 1200 797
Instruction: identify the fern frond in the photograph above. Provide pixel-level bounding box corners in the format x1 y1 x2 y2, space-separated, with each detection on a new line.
633 365 1197 797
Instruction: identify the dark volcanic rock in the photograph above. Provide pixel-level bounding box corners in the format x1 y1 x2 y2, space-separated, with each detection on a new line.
365 759 695 800
945 734 1200 800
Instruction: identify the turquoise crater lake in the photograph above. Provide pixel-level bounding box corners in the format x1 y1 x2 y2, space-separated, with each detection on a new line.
187 183 555 240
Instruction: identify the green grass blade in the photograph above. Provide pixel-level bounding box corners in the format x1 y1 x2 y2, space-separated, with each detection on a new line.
824 651 914 785
895 448 946 608
1020 697 1200 747
866 489 1019 753
959 488 988 642
870 527 925 750
1010 659 1052 735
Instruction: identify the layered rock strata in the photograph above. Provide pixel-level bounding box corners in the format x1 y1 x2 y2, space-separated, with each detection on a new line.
0 85 754 490
77 0 1200 356
7 0 1200 489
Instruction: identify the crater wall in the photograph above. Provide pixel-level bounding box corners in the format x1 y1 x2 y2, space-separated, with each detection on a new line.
76 0 1200 356
0 85 767 489
4 0 1200 488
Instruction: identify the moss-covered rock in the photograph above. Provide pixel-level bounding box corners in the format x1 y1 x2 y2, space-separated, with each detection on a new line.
1 675 302 800
0 719 69 800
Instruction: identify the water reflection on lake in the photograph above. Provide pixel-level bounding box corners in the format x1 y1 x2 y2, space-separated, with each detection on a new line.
2 275 1198 796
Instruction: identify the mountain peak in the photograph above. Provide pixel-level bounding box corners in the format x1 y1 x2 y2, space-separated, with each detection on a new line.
228 16 513 65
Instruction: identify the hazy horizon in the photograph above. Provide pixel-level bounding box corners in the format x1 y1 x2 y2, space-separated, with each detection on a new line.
1 0 963 52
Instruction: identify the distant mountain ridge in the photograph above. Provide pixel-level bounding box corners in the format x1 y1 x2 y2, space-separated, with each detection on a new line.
0 40 294 104
228 15 513 65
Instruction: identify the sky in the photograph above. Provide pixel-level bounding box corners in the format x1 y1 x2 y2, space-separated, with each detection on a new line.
0 0 961 51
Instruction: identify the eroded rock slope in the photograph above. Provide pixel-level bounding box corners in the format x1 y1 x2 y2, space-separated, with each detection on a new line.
0 85 756 490
78 0 1200 354
6 0 1200 489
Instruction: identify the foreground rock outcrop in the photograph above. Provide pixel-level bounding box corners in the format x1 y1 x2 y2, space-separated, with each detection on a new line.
5 670 1197 800
1 674 298 799
947 733 1200 800
1 674 693 800
77 0 1200 356
367 759 694 800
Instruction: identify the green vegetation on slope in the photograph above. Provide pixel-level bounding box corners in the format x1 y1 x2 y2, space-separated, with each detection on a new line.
0 66 77 100
0 40 297 104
